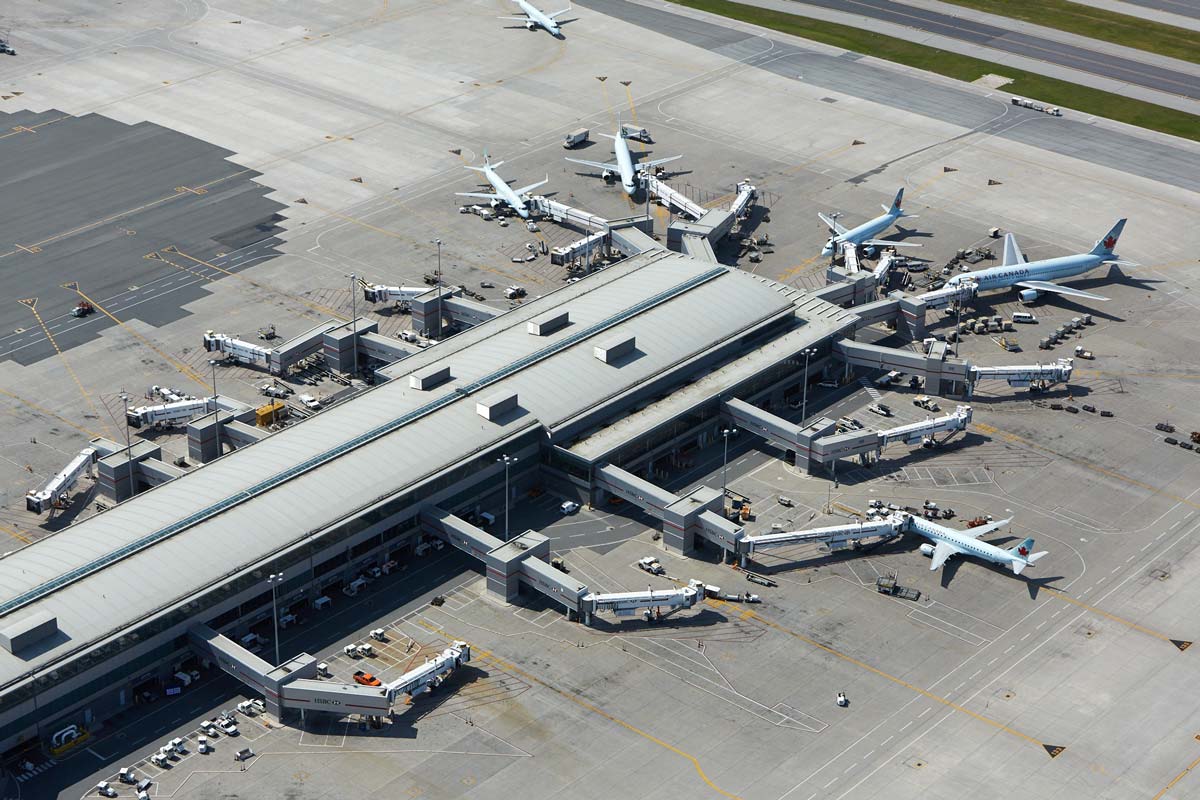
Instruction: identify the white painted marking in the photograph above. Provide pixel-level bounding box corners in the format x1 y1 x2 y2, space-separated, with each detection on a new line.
900 721 913 732
1004 645 1014 654
918 708 931 718
823 778 838 789
862 750 875 760
969 669 982 679
1020 633 1030 641
881 736 893 746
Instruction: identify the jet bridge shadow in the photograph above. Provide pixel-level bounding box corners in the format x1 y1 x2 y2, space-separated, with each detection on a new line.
587 606 729 633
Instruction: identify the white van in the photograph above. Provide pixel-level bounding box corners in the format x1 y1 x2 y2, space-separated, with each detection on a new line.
313 595 332 611
1012 311 1037 323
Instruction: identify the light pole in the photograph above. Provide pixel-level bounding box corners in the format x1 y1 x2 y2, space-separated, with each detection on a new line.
497 454 517 540
267 573 284 667
720 428 737 513
432 238 443 340
800 347 818 423
120 393 134 500
209 359 220 459
349 273 358 379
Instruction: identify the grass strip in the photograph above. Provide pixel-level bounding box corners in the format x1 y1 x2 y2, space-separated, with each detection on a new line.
936 0 1200 67
665 0 1200 143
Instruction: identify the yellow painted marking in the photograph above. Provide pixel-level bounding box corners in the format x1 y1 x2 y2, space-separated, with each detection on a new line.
778 254 822 282
1041 588 1187 649
0 169 252 260
0 522 31 544
65 286 210 389
1152 748 1200 800
417 621 742 798
708 598 1056 754
0 386 105 439
165 246 348 321
19 302 114 438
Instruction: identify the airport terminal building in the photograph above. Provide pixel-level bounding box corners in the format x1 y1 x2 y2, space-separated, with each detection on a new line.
0 250 860 755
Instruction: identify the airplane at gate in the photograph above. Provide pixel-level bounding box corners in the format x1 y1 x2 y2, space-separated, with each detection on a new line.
946 219 1132 303
565 120 680 196
456 153 547 219
819 188 919 257
909 515 1047 576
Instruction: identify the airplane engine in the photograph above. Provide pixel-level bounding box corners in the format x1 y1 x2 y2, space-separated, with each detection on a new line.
525 19 537 29
1019 289 1039 303
919 543 936 558
489 198 502 209
601 170 614 182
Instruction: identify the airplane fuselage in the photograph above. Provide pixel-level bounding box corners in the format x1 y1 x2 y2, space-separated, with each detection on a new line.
948 253 1105 292
824 211 902 256
613 134 637 195
516 0 560 34
909 517 1022 570
483 164 530 218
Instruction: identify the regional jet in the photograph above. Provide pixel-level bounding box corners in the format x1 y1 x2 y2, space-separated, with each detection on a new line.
946 219 1132 303
456 153 547 219
565 122 680 196
819 188 919 257
501 0 570 36
910 515 1047 576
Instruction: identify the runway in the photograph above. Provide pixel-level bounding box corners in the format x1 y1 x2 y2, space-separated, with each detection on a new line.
577 0 1200 196
793 0 1200 100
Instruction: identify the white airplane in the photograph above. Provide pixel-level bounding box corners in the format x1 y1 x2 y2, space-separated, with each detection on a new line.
501 0 570 36
565 123 680 196
456 153 547 219
910 515 1047 576
946 219 1131 303
820 188 919 257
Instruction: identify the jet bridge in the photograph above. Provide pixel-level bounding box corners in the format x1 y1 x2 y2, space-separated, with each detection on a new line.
362 283 429 304
582 583 699 625
808 405 972 470
203 330 273 369
739 514 905 566
918 281 977 310
25 447 97 513
644 174 706 220
383 642 471 703
968 358 1073 391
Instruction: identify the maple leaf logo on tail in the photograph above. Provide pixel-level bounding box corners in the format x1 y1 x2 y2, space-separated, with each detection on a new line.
1103 235 1117 249
1018 545 1029 557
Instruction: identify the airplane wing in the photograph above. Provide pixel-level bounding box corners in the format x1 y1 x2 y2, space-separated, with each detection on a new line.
566 157 618 171
548 6 572 17
498 14 531 20
456 191 501 200
514 177 549 196
962 517 1013 538
1015 280 1109 302
862 239 922 248
640 154 682 169
929 540 962 571
1103 259 1139 268
1001 232 1025 266
818 212 848 235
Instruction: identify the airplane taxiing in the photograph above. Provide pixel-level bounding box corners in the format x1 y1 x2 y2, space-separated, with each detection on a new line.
501 0 571 36
909 514 1047 576
946 219 1132 303
565 122 680 196
820 188 919 257
456 153 547 219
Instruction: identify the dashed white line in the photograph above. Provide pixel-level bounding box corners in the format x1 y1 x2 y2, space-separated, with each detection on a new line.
987 657 998 665
843 764 856 774
1170 519 1183 529
969 669 982 679
1036 621 1047 630
862 750 875 760
1004 645 1015 654
1020 633 1031 641
823 778 838 789
881 736 893 746
1158 531 1169 540
918 708 931 718
953 682 965 692
1052 610 1062 617
900 721 913 732
1142 543 1153 551
1110 567 1121 574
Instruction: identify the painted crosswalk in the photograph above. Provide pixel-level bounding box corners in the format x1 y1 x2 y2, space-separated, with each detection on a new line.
858 377 884 402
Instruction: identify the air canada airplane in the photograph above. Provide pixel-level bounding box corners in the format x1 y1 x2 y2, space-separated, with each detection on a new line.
819 188 919 256
910 515 1047 576
947 219 1132 303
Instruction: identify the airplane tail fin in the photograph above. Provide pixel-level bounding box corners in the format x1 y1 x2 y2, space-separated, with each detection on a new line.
1090 218 1126 255
882 187 905 215
1008 538 1047 574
